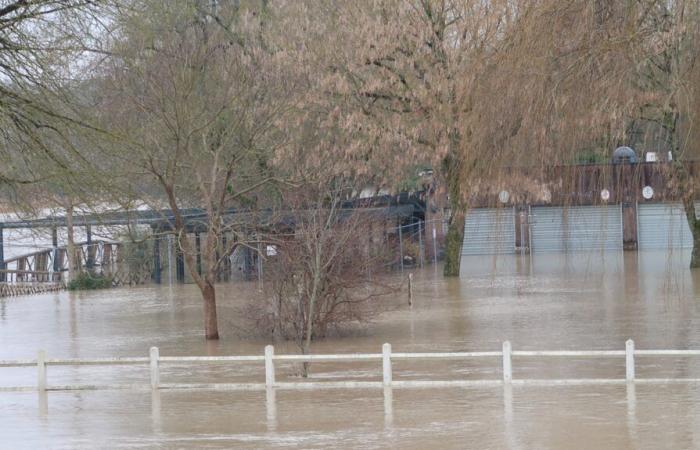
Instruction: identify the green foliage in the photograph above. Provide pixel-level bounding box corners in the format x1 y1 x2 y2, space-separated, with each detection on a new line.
573 149 608 165
67 272 112 290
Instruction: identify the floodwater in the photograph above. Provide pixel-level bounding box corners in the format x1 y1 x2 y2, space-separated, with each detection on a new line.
2 250 700 448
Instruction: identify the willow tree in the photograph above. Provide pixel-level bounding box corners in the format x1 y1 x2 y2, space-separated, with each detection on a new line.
626 0 700 267
482 0 700 267
289 0 517 276
95 0 297 339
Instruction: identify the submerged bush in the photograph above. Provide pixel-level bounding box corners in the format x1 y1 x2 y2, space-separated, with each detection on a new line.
67 272 113 290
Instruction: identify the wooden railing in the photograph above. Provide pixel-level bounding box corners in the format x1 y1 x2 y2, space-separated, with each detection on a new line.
2 340 700 392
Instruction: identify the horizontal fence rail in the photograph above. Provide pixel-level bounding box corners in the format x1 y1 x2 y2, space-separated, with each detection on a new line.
2 340 700 392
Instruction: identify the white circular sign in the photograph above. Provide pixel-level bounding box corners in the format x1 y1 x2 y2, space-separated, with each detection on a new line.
600 189 610 201
498 190 510 204
642 186 654 200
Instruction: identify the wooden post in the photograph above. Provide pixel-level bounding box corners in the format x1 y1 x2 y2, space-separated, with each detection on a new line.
382 343 392 386
626 339 635 381
150 347 160 389
407 273 413 307
502 341 512 382
265 345 275 387
37 350 47 391
622 202 638 250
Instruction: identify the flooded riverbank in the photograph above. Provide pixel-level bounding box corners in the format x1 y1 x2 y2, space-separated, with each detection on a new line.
2 251 700 448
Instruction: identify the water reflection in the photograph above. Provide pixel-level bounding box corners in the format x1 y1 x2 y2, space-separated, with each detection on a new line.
383 387 393 429
265 387 277 431
626 382 637 446
151 390 161 434
1 250 700 447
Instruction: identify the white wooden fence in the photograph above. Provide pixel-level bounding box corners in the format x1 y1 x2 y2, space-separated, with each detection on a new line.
2 339 700 392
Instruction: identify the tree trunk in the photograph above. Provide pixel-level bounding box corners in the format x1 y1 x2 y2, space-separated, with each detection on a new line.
443 206 465 276
442 145 465 277
691 226 700 269
202 282 219 340
681 191 700 268
676 162 700 269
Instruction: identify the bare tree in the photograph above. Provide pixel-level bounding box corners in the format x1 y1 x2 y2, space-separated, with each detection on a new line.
244 185 398 376
94 0 298 339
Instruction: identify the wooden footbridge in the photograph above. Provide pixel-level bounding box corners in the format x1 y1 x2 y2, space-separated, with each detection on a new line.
0 194 428 297
0 209 169 297
0 239 120 297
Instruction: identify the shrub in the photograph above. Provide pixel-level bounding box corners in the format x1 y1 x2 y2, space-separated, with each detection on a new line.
67 272 113 290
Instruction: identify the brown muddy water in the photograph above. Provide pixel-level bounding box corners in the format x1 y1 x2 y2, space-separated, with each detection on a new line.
2 251 700 449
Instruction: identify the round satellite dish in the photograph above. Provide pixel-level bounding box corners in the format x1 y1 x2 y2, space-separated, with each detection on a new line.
601 189 610 201
498 190 510 204
612 146 638 164
642 186 654 200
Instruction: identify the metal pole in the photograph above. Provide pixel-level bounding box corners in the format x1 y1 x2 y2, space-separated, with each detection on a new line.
418 221 424 268
176 240 185 283
257 241 263 283
167 235 173 285
398 223 404 272
86 225 94 271
152 235 161 284
195 232 202 276
51 227 59 273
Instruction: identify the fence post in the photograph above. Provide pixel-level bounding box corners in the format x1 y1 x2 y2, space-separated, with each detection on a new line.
407 273 413 307
502 341 512 383
626 339 635 381
382 343 392 386
265 345 275 387
150 347 160 389
37 350 47 391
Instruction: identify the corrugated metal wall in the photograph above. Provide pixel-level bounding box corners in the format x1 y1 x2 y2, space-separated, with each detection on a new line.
530 205 623 252
637 203 694 249
461 208 516 255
